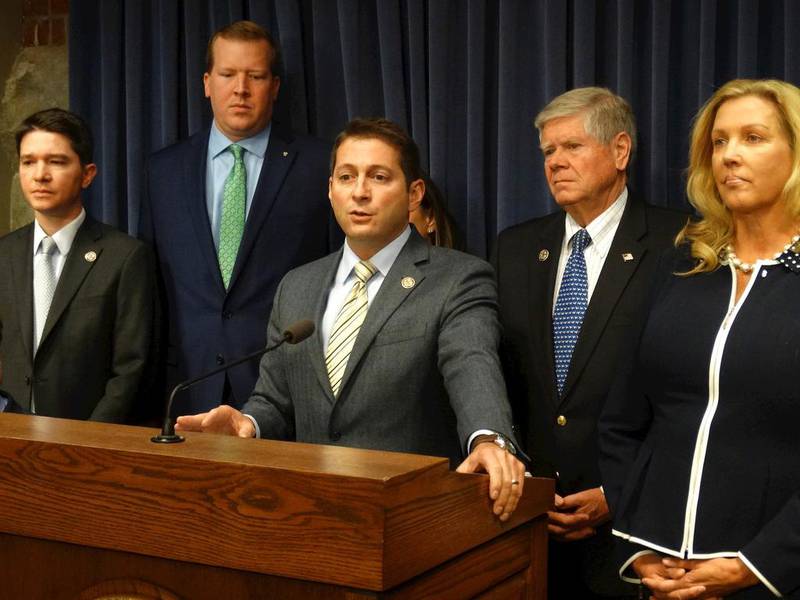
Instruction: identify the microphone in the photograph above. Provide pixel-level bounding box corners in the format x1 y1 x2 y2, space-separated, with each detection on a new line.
151 319 315 443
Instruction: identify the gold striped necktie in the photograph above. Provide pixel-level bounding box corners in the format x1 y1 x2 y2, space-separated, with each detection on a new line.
325 259 377 396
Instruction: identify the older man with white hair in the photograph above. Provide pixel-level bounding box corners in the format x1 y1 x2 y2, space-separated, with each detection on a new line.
494 87 687 599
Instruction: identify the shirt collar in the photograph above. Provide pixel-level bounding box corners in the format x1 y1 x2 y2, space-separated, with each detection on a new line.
335 226 413 285
564 186 628 246
209 120 271 160
33 207 86 256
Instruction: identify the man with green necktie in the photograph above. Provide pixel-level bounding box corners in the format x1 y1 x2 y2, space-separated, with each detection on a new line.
142 21 340 416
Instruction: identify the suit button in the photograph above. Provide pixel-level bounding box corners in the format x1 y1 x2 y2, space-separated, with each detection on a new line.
24 376 32 386
223 311 233 320
216 354 225 365
330 432 341 441
556 415 567 427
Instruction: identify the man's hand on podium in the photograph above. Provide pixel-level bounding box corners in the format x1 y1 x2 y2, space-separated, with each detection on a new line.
457 442 526 522
175 405 256 438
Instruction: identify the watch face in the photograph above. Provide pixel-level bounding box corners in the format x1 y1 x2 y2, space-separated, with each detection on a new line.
495 435 516 455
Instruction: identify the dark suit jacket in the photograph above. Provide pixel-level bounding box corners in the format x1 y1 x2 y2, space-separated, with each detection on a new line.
243 230 518 466
142 121 340 415
0 389 24 413
0 216 157 422
494 196 687 594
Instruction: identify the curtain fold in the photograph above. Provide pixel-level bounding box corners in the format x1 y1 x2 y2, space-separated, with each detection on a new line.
70 0 800 256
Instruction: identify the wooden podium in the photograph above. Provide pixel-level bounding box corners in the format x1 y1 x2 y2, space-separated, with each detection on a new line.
0 414 552 599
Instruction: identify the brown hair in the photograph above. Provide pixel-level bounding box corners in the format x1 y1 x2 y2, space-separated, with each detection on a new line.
330 118 422 188
16 107 94 166
206 20 281 76
419 175 457 248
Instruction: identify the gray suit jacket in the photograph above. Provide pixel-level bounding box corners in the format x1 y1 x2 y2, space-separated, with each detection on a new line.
0 216 158 422
243 230 516 465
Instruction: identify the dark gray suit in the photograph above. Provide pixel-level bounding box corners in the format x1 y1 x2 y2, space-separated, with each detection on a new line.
0 216 157 422
243 229 516 465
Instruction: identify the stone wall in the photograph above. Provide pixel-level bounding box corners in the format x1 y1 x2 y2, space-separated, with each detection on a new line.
0 0 69 235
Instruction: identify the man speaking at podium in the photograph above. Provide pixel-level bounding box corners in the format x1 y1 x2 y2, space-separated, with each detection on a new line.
177 118 527 521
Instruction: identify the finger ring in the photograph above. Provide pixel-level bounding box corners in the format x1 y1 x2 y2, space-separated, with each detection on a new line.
511 479 519 485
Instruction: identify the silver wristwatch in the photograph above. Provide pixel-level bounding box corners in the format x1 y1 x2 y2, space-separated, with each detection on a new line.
491 433 517 455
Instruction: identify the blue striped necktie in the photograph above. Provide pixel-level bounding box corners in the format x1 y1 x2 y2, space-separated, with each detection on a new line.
553 228 591 396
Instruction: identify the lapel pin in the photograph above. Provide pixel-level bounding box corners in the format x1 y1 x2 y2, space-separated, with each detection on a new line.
622 252 634 262
538 249 550 262
401 276 415 289
282 151 288 157
84 251 97 263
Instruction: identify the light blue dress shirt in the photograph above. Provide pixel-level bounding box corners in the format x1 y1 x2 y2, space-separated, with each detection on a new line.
205 121 271 250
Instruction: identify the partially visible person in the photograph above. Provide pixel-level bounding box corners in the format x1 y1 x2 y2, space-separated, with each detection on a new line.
601 79 800 599
495 87 687 599
141 20 339 417
0 108 157 422
177 117 527 522
0 321 24 414
409 174 459 248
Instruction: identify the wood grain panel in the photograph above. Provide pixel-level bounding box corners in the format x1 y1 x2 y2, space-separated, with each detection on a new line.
0 414 552 596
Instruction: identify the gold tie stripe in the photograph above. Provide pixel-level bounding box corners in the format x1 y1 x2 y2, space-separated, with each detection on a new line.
325 260 377 396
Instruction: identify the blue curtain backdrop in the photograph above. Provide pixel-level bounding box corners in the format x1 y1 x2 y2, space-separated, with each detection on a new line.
69 0 800 258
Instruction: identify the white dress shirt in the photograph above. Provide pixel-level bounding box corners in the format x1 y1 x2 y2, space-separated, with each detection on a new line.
552 187 628 311
32 207 86 282
320 227 411 349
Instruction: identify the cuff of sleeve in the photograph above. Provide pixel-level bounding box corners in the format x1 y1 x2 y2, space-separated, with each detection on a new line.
243 413 260 438
620 549 657 584
467 429 496 454
738 551 783 598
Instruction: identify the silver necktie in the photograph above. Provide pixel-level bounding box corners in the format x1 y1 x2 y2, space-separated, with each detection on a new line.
33 236 59 354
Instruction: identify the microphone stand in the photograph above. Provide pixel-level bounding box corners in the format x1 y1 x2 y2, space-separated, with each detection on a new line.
151 335 288 443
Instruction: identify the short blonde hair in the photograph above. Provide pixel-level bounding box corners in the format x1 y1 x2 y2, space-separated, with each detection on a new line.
534 87 637 159
679 79 800 274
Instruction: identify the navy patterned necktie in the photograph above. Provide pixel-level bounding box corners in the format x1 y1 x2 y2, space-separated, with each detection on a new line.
553 228 592 396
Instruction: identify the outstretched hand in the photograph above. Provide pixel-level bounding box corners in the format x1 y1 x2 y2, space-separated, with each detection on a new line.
175 405 256 438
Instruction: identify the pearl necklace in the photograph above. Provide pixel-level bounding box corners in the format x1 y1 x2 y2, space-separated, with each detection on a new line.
725 233 800 273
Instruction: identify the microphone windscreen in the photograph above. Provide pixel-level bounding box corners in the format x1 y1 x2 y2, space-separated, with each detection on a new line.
284 319 315 344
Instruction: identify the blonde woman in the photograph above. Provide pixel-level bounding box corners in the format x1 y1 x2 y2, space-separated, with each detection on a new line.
600 79 800 600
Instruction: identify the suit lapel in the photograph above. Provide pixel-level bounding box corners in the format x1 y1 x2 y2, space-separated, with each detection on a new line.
528 216 564 410
308 252 342 405
228 125 296 291
560 198 647 401
184 129 226 294
39 218 103 351
10 225 34 360
335 233 427 402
